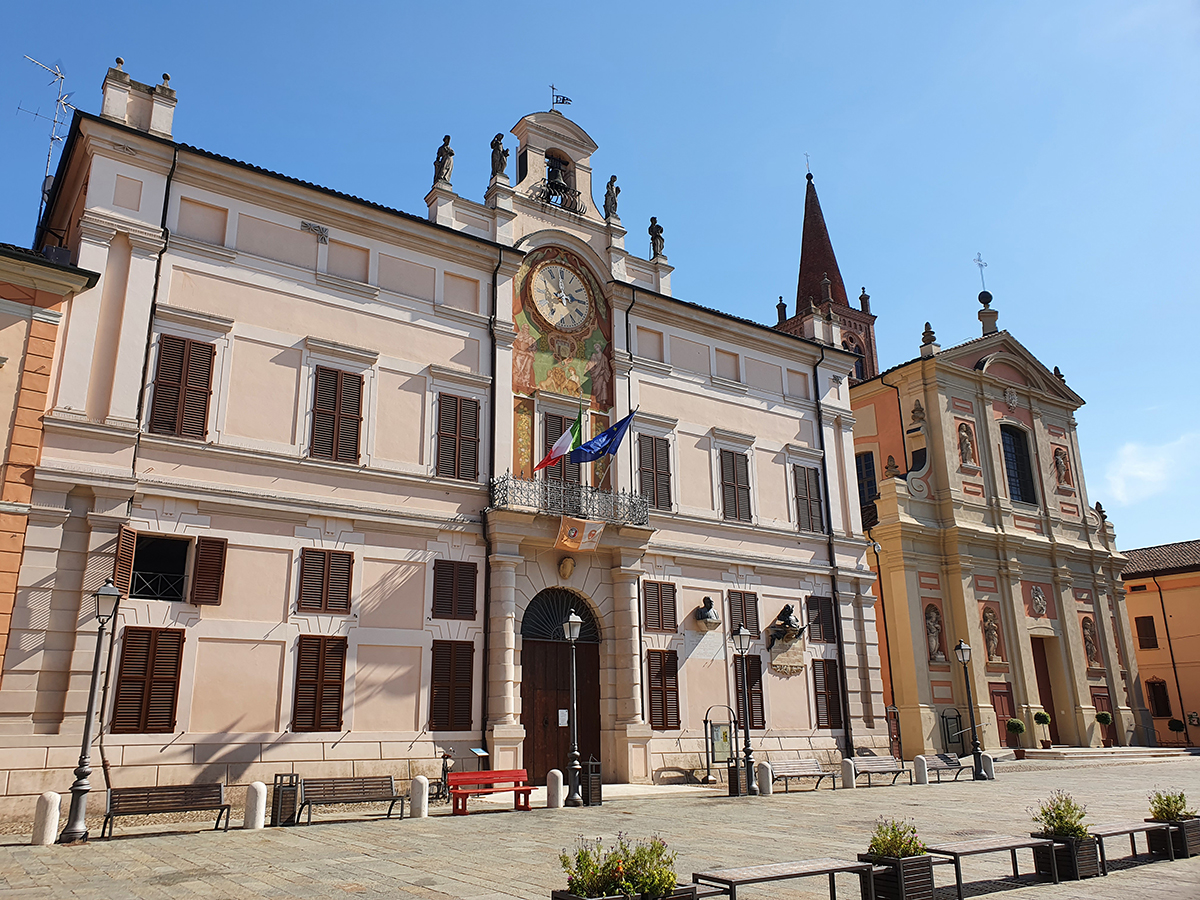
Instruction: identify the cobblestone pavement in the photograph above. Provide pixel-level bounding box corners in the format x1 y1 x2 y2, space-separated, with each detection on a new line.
1 758 1197 900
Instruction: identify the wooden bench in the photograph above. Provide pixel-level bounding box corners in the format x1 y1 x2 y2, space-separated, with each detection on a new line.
1090 821 1176 875
448 768 533 816
694 857 877 900
297 775 405 825
101 783 230 838
850 755 912 787
770 759 839 792
927 835 1060 900
925 753 973 782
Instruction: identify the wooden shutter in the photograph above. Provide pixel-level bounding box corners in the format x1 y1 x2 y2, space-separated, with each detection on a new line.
432 560 477 620
813 659 843 729
431 640 474 730
310 366 339 460
112 627 184 734
459 397 479 481
806 596 835 643
644 580 679 632
452 640 474 730
544 413 580 484
298 548 327 611
729 590 759 637
1135 616 1158 649
436 394 480 481
639 436 672 510
721 450 751 522
113 525 137 596
318 636 347 730
639 435 656 501
648 649 680 729
437 393 459 477
180 341 214 439
149 335 185 434
336 372 362 463
795 465 824 533
189 537 227 606
734 652 765 729
432 560 455 618
297 548 353 613
660 582 677 632
326 551 353 614
292 635 346 732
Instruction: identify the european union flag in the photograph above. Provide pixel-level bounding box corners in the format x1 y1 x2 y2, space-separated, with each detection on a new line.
567 409 636 464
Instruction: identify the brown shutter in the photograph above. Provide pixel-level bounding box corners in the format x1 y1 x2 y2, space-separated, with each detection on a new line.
644 581 662 631
293 635 321 730
1135 616 1158 649
113 525 137 597
639 435 655 500
144 630 184 732
654 437 672 510
661 582 677 632
730 590 759 637
454 562 477 619
806 467 824 532
814 659 843 729
336 372 363 463
112 627 184 733
734 452 751 521
664 649 680 728
437 393 460 478
432 561 477 620
112 628 152 733
180 341 215 439
452 640 474 730
189 537 227 606
293 635 345 732
544 413 580 484
319 637 347 730
298 549 328 611
432 560 455 618
310 367 339 459
720 449 738 520
430 640 453 729
734 651 764 729
807 597 834 643
149 335 186 435
459 397 479 481
794 466 812 532
326 551 353 614
648 649 680 730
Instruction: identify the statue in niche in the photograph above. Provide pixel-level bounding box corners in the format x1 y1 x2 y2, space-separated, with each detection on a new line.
490 133 509 179
433 135 455 185
925 604 946 662
1030 585 1048 617
1082 617 1099 666
958 423 975 466
767 604 805 651
1053 447 1071 485
603 175 620 219
649 217 665 258
911 399 926 423
982 607 1001 661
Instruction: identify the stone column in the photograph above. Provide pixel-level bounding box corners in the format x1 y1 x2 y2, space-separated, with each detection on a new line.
1055 572 1091 746
486 551 525 768
611 556 651 782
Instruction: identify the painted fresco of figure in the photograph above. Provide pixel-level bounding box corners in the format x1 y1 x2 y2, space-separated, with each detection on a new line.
513 319 537 395
586 342 612 408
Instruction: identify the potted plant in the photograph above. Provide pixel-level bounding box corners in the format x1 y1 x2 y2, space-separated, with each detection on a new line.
1029 790 1100 879
557 834 696 900
1094 711 1113 747
1006 718 1026 759
857 817 933 900
1033 711 1052 748
1146 788 1200 858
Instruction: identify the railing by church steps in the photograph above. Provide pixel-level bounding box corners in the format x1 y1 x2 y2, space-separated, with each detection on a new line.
489 473 650 527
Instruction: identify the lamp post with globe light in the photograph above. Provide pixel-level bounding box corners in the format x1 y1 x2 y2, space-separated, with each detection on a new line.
731 624 758 795
953 639 988 780
563 609 584 806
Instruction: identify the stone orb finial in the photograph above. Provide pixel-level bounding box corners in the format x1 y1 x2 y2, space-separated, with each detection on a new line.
162 73 170 85
115 57 124 69
978 290 993 308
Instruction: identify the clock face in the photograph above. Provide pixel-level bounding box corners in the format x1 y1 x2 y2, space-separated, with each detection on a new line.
531 262 592 333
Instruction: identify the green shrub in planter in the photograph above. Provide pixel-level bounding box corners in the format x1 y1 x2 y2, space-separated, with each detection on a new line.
1006 718 1025 735
1033 711 1051 726
867 817 927 857
1147 789 1200 858
858 819 933 900
1029 791 1099 879
558 834 682 900
1094 711 1112 726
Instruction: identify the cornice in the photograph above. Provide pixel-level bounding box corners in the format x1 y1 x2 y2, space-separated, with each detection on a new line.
315 270 380 302
303 335 379 366
429 364 492 390
635 411 678 431
435 303 491 330
0 254 95 296
155 304 235 334
78 209 165 253
711 427 755 449
0 295 62 325
710 375 749 396
166 233 236 263
631 356 670 377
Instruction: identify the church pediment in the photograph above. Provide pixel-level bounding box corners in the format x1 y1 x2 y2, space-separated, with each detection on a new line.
941 332 1082 406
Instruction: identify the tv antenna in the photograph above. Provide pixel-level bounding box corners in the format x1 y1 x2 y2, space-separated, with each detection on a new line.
17 56 77 226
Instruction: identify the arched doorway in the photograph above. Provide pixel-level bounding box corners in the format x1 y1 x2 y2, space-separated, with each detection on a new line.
520 588 601 784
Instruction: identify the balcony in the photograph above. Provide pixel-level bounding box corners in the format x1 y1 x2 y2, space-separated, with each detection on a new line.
526 178 585 215
490 473 650 526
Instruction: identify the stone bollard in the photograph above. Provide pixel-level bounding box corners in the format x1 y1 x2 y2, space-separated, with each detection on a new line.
756 762 773 795
31 792 60 846
546 769 564 808
981 753 995 780
841 757 856 789
913 755 929 785
243 782 267 829
410 775 429 818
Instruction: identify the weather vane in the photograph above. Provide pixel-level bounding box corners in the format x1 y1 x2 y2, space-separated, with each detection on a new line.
550 84 572 111
804 152 811 174
973 252 987 290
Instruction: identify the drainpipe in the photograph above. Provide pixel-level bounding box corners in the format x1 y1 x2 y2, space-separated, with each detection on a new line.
866 528 895 706
813 346 854 757
879 371 908 474
480 249 505 756
627 288 643 721
1152 575 1190 746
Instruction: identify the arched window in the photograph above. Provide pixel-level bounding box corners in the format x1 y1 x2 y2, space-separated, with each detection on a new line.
1000 425 1037 504
842 339 866 381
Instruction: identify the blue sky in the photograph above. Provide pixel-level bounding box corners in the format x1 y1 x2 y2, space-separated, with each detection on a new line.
2 1 1196 550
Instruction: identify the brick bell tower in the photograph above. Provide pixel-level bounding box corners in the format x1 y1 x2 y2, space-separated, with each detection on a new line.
775 173 878 382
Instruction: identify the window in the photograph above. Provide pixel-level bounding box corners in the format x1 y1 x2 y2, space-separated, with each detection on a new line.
543 413 581 483
728 590 759 637
855 453 878 507
734 652 765 729
432 560 478 620
794 465 825 533
638 435 672 511
647 649 680 729
310 366 363 463
643 581 677 633
430 640 474 731
1000 425 1037 504
842 339 865 381
720 449 752 522
292 635 347 731
112 627 185 733
1135 615 1159 650
1146 679 1172 718
806 596 836 643
812 658 843 729
149 334 215 439
297 548 353 614
114 525 227 606
436 393 480 481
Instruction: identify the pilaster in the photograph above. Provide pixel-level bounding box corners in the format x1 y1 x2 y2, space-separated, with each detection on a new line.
54 217 116 418
486 550 525 769
106 232 164 427
610 556 650 782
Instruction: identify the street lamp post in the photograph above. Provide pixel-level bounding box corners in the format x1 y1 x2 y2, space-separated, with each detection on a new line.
953 639 987 781
58 578 122 843
563 609 583 807
731 624 758 795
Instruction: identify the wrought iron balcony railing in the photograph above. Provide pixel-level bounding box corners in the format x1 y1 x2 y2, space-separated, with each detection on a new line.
527 179 585 215
131 571 186 602
490 473 650 526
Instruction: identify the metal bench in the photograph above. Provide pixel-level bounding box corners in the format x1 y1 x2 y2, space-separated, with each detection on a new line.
695 857 876 900
770 759 839 791
297 775 405 825
927 835 1060 900
1090 821 1176 875
851 755 912 786
925 753 973 782
101 783 231 838
448 768 533 816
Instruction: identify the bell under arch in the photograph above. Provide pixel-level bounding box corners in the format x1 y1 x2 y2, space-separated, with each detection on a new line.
520 587 601 643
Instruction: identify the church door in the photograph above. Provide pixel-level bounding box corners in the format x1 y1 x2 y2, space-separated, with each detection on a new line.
519 589 601 785
1091 687 1118 746
1030 638 1061 745
989 683 1019 748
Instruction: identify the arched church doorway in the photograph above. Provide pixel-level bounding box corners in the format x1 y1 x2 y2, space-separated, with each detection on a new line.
520 588 601 784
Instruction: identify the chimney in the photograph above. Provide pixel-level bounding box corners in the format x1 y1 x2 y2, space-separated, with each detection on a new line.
859 287 871 314
101 57 176 138
920 321 939 357
978 290 998 335
776 296 787 325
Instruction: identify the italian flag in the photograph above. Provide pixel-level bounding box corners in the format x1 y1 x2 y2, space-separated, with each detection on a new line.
533 402 583 472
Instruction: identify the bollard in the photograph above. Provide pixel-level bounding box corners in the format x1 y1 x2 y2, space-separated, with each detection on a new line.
841 757 856 789
31 792 60 846
243 782 267 829
914 755 929 785
546 769 564 808
410 775 429 818
756 762 773 796
981 753 995 780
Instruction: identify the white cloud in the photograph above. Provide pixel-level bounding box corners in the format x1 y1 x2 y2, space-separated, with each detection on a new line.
1105 432 1200 505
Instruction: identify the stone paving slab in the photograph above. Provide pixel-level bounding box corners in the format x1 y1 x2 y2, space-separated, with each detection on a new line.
0 759 1197 899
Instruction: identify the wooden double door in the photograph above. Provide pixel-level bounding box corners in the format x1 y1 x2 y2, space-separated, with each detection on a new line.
520 639 601 785
989 683 1020 748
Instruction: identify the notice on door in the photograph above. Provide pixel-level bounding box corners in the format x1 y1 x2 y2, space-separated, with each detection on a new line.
558 709 569 727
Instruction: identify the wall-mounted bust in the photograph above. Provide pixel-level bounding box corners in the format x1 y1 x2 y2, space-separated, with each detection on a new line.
695 596 720 630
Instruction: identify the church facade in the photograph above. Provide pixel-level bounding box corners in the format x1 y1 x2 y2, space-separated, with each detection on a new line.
0 62 888 817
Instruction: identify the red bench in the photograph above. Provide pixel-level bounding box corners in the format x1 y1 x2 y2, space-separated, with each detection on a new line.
448 768 533 816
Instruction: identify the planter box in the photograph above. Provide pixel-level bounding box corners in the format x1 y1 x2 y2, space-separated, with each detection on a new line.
1012 748 1026 760
553 886 698 900
1030 834 1100 880
857 853 934 900
1039 740 1052 749
1146 818 1200 858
